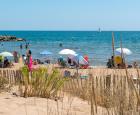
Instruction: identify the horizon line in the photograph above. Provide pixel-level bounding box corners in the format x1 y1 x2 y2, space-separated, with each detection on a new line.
0 30 140 32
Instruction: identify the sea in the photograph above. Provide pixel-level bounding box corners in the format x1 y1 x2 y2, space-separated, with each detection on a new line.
0 31 140 66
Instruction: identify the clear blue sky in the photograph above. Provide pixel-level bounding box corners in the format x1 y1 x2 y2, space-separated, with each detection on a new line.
0 0 140 30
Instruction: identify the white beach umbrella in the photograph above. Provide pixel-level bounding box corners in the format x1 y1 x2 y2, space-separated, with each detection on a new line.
115 48 132 55
0 51 13 57
59 49 77 56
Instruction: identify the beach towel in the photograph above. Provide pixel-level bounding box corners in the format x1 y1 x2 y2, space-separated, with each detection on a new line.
80 75 89 79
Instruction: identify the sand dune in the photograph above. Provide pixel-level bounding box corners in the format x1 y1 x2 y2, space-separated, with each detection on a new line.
0 92 91 115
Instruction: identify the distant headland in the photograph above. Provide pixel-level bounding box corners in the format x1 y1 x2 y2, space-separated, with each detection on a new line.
0 35 25 41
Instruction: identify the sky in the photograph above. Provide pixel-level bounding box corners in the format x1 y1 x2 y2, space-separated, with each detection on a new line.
0 0 140 31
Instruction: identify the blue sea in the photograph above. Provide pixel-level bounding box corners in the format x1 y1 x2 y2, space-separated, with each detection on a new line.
0 31 140 66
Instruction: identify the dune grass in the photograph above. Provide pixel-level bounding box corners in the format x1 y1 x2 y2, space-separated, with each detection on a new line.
0 76 9 92
19 66 68 98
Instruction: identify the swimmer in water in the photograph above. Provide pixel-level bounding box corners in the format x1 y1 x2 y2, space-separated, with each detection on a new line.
59 43 63 47
20 44 23 49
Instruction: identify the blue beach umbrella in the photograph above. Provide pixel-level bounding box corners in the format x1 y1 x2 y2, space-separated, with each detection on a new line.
40 50 53 55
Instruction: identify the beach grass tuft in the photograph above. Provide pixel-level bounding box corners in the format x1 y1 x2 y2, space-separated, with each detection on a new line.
0 76 9 92
19 66 68 98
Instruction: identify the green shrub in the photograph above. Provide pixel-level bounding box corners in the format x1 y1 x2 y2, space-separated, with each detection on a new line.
20 66 68 98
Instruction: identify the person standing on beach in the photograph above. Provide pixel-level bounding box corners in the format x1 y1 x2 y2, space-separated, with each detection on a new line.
20 43 23 55
13 51 18 63
26 50 33 71
25 43 28 49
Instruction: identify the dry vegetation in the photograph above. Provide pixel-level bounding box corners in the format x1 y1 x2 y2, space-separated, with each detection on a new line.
1 66 140 115
0 76 9 92
62 68 140 115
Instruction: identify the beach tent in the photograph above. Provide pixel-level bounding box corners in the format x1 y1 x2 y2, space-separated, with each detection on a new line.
69 55 88 65
59 49 77 56
84 55 89 62
115 48 132 55
0 51 13 57
76 55 88 65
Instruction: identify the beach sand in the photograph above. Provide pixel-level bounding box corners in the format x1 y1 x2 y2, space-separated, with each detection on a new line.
0 92 91 115
0 91 110 115
0 64 139 115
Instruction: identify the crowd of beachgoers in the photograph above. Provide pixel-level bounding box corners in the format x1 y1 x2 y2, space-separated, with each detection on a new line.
0 42 140 115
0 41 139 72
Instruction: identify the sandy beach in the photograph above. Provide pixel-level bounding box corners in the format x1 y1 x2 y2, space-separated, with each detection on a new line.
0 64 140 115
0 92 91 115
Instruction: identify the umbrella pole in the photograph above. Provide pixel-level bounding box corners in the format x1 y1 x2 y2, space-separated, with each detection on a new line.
76 58 79 77
112 32 115 68
120 34 125 65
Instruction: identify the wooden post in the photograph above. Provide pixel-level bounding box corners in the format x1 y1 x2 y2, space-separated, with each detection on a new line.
120 34 125 68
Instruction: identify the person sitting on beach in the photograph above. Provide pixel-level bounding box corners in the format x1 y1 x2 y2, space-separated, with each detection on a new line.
33 59 38 65
44 59 51 64
73 60 78 68
4 57 10 68
133 61 138 68
67 57 72 65
107 59 112 68
58 56 63 64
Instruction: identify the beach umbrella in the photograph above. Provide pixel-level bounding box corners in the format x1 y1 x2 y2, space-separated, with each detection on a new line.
75 55 88 65
59 49 77 56
115 48 132 55
40 50 52 55
69 54 88 65
0 51 13 57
